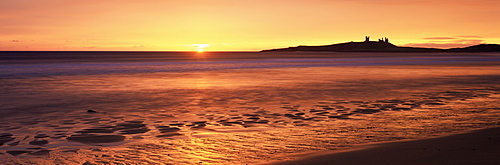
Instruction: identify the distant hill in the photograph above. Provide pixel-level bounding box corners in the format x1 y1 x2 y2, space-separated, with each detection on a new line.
447 44 500 52
261 39 500 52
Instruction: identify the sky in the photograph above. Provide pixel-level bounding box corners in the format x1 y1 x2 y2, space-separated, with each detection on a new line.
1 0 499 51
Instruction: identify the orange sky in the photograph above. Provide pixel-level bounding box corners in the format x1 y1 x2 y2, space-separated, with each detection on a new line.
1 0 499 51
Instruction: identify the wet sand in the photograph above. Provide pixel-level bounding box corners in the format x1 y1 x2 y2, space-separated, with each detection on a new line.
1 53 500 164
270 127 500 165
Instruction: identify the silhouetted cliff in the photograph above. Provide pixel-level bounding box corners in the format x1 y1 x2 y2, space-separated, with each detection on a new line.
447 44 500 52
261 39 500 53
261 41 442 52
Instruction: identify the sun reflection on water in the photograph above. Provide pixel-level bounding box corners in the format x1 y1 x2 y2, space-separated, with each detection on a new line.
1 65 500 164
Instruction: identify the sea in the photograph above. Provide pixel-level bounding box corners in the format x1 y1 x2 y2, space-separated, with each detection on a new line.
1 51 500 164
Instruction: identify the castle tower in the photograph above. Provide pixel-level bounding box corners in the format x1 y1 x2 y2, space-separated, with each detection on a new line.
365 36 370 42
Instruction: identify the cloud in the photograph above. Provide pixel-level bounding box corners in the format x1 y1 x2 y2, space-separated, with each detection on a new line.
345 0 439 6
10 40 21 42
455 35 483 38
133 45 145 48
423 37 456 40
191 44 210 48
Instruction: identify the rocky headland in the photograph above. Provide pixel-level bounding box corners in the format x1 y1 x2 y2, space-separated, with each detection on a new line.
261 36 500 52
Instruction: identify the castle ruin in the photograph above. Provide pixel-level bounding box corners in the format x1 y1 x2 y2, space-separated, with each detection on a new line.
365 36 389 43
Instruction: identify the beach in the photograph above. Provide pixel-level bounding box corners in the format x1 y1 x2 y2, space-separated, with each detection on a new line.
270 127 500 165
1 52 500 164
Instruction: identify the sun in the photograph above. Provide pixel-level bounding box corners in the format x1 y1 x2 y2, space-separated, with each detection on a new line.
191 44 210 53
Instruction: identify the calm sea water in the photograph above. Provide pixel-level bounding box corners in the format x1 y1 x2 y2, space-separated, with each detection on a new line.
1 51 499 77
1 51 500 164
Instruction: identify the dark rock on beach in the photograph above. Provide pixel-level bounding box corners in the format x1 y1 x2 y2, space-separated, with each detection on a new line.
28 149 51 156
392 107 412 111
425 102 446 105
29 140 49 146
120 127 150 134
8 141 20 146
116 122 146 129
156 133 182 138
354 108 381 114
77 128 116 134
82 161 97 165
34 134 50 138
157 126 181 133
87 109 98 113
67 134 125 143
0 133 15 146
7 150 32 156
113 121 151 134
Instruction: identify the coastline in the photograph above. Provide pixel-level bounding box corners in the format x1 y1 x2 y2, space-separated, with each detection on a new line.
1 52 500 164
268 127 500 165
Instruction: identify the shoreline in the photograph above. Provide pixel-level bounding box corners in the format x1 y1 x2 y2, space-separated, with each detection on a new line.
268 127 500 165
1 55 500 164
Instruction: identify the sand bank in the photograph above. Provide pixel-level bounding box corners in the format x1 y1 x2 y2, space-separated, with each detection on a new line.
270 127 500 165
